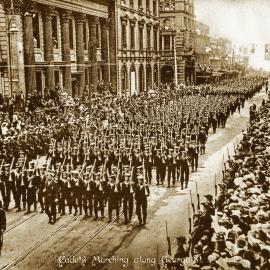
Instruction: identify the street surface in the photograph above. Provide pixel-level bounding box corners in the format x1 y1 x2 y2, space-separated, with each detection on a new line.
0 89 267 270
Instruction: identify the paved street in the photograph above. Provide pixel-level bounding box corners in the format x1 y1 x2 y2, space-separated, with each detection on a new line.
0 89 266 270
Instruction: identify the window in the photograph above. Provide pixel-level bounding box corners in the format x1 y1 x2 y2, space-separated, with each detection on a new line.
33 13 40 48
154 29 158 51
138 0 142 9
139 27 143 50
52 16 58 49
96 24 100 48
122 24 127 49
146 0 150 11
83 22 87 50
69 19 74 50
130 0 134 8
147 28 151 49
164 35 170 50
153 0 157 16
130 25 135 49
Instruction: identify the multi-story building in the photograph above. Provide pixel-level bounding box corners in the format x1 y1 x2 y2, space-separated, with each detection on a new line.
194 20 210 67
117 0 160 95
0 0 117 98
209 37 232 71
159 0 196 84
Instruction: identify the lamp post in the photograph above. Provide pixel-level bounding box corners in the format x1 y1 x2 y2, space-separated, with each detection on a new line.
7 1 19 97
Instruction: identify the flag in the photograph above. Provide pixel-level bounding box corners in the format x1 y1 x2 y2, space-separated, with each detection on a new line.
265 44 270 60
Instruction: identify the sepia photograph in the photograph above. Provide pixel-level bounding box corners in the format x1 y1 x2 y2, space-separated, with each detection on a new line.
0 0 270 269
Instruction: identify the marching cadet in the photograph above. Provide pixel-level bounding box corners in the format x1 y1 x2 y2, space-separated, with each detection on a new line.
0 168 6 208
25 168 38 214
0 165 8 210
37 165 46 213
107 174 121 222
166 149 177 188
15 164 26 212
59 171 73 215
71 170 83 216
143 148 153 184
0 200 6 256
5 161 17 210
187 142 198 173
154 149 165 185
180 151 190 190
198 128 207 154
93 173 105 220
122 173 134 223
135 175 150 226
44 173 58 224
82 171 95 217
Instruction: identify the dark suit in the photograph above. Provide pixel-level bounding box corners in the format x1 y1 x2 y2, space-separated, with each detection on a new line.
135 184 150 224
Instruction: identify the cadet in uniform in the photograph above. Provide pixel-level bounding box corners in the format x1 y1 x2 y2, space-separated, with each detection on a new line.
135 175 150 225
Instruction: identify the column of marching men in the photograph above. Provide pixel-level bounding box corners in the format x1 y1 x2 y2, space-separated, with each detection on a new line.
0 77 267 226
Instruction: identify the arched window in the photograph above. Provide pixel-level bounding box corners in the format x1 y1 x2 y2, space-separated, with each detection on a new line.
121 65 128 92
146 65 152 89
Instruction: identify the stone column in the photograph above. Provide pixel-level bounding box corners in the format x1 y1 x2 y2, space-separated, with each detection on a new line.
100 18 110 86
108 1 117 93
61 10 72 95
89 16 98 92
43 6 55 92
23 10 36 95
75 13 86 97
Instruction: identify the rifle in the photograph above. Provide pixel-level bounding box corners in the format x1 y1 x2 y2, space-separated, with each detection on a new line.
166 220 171 256
227 146 230 160
188 203 192 234
190 190 195 213
196 182 200 210
214 174 217 207
156 245 160 270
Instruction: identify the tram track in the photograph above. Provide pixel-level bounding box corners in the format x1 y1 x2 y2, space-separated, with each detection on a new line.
4 212 39 235
2 215 79 270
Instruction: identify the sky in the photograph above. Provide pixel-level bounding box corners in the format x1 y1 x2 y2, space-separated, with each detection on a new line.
194 0 270 70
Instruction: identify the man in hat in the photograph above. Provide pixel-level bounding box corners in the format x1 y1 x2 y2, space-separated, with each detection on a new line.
0 165 8 210
15 164 27 212
5 163 17 211
59 170 73 215
44 173 58 224
154 149 165 185
93 173 105 220
82 171 94 217
107 174 121 222
135 175 150 225
0 200 6 256
36 165 46 213
71 169 83 216
122 173 135 223
166 149 177 188
25 168 38 214
180 151 189 189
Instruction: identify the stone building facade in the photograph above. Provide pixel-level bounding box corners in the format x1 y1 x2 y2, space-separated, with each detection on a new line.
0 0 117 98
160 0 196 84
194 20 210 67
117 0 160 96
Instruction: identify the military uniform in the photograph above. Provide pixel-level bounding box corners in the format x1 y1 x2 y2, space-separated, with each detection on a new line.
135 176 150 225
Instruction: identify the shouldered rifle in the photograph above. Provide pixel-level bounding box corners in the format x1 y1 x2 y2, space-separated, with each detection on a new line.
166 220 172 256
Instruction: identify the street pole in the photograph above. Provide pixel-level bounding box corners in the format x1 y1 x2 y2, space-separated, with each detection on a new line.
8 25 13 97
173 33 178 86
